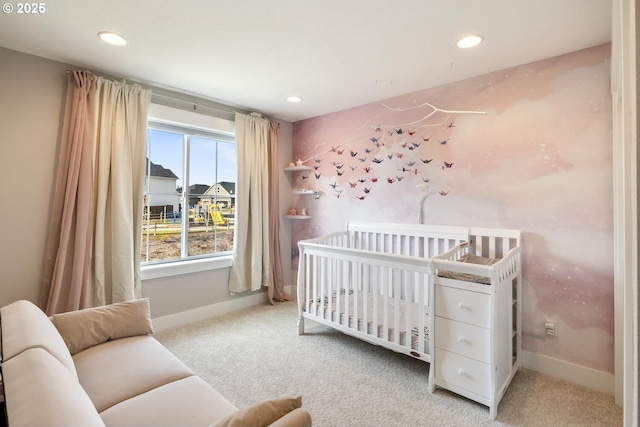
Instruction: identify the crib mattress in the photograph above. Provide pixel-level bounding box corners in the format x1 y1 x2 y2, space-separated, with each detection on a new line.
308 290 430 353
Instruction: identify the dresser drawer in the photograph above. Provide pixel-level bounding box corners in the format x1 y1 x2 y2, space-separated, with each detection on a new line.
435 348 490 398
435 285 490 327
435 317 490 363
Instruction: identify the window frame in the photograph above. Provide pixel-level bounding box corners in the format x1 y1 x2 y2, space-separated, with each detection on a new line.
141 107 236 278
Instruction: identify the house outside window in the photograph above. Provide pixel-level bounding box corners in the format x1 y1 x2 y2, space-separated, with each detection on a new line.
142 121 236 264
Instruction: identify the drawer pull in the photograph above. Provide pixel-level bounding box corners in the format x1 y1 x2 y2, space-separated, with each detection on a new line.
457 336 466 343
457 369 465 376
457 302 466 310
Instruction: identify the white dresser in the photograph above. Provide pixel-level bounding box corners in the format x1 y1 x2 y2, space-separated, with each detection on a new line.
429 231 521 420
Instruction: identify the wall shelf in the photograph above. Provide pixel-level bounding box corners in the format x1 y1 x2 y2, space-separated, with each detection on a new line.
284 164 313 219
283 215 311 220
284 165 312 172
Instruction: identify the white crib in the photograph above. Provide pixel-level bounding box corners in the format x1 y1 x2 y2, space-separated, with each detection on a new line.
296 221 522 419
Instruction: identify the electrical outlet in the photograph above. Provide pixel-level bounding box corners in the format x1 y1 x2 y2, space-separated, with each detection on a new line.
544 320 558 337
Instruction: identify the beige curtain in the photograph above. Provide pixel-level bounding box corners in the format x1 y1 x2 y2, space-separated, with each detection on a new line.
41 71 150 315
228 113 270 293
93 78 151 306
267 120 291 303
40 71 98 315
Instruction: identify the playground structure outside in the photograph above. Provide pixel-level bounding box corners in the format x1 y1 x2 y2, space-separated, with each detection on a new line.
142 204 234 262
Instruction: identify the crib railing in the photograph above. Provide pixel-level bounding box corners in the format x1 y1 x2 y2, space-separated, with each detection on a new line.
298 240 433 357
346 221 469 257
467 227 521 259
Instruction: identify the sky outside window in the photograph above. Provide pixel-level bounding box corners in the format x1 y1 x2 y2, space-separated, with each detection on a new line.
148 129 236 189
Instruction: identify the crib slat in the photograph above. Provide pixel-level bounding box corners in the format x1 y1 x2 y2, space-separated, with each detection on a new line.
335 256 341 319
419 271 425 349
373 264 379 339
489 237 497 258
393 269 400 345
502 238 510 259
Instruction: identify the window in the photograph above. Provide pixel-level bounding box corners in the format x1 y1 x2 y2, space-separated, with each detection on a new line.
142 121 236 264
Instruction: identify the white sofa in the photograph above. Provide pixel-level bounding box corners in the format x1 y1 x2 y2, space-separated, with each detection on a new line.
0 299 312 427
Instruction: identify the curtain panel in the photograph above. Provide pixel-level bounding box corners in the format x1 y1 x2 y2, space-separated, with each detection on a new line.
228 113 271 293
267 120 290 303
41 71 98 315
93 78 151 306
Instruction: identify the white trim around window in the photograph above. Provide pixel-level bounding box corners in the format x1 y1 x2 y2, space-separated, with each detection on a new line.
141 255 233 280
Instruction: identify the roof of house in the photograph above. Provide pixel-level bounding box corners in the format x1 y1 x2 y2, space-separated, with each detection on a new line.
217 181 235 195
188 184 211 196
203 182 236 197
146 159 178 179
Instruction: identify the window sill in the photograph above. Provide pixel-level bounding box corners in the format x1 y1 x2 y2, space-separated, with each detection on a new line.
141 255 233 280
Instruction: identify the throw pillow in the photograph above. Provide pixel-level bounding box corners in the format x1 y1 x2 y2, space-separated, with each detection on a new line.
210 396 302 427
50 298 154 354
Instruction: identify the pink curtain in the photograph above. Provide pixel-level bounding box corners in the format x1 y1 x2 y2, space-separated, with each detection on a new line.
267 120 291 304
40 71 98 315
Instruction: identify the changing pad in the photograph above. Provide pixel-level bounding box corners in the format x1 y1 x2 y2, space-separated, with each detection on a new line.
437 253 499 285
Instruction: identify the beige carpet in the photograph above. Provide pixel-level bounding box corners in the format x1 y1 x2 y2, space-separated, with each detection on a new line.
154 301 623 427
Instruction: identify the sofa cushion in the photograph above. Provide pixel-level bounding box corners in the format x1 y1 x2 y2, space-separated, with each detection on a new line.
3 347 105 427
50 298 154 354
99 375 237 427
73 335 194 412
210 396 303 427
0 299 77 378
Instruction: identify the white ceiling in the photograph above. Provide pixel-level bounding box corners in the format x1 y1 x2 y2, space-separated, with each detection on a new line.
0 0 612 122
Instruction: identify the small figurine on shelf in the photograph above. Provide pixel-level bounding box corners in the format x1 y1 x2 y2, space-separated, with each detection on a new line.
301 208 307 216
288 161 295 167
296 159 304 167
289 207 297 216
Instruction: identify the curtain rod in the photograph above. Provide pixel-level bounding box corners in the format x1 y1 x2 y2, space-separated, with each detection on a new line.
149 92 242 117
65 69 253 120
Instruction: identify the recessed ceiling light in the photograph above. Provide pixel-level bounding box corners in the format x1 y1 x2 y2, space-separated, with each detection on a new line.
456 34 484 49
98 31 128 46
286 96 303 103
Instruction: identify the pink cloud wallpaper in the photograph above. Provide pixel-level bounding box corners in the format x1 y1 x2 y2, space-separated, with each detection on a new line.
290 44 613 373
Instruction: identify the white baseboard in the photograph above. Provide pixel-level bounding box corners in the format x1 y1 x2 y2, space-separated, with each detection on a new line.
152 292 268 333
522 350 615 396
